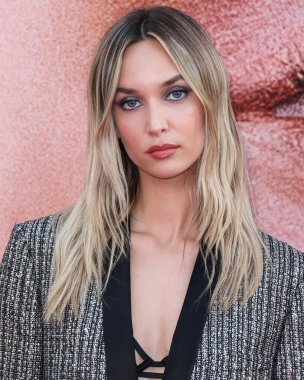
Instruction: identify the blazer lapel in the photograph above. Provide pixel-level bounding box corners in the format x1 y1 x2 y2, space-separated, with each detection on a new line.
103 248 138 380
163 247 217 379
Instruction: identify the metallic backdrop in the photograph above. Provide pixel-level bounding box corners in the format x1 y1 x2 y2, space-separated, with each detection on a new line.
1 0 303 255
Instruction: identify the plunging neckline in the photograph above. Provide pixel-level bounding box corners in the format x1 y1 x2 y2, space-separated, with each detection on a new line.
103 226 217 380
131 245 202 379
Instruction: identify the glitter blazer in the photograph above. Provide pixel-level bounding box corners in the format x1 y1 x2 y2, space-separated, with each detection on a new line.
0 215 303 379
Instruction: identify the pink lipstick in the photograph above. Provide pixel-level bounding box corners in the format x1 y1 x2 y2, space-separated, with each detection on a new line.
146 144 179 159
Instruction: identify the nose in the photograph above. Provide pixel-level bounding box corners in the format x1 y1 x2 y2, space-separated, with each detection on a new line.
146 102 168 135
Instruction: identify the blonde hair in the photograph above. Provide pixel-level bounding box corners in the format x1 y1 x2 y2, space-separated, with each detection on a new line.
45 6 266 321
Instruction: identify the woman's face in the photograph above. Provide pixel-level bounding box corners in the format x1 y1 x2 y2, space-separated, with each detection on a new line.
112 39 205 181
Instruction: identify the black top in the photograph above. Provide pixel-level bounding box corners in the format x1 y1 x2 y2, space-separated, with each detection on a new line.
103 235 217 380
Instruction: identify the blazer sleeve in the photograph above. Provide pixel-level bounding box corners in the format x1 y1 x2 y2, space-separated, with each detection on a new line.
0 223 43 379
274 254 304 379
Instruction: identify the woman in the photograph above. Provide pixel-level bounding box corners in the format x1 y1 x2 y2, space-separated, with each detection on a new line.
0 6 303 380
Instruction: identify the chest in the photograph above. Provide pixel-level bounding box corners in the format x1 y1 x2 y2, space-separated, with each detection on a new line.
130 244 198 368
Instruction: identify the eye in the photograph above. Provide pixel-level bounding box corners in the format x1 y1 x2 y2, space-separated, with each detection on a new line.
120 97 142 110
166 88 189 101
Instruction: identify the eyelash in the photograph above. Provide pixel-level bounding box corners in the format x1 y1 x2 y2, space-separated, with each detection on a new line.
118 87 190 111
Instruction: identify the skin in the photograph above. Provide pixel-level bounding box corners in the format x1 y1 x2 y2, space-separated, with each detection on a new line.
112 39 205 377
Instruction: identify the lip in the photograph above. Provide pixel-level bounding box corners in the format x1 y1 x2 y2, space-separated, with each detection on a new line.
146 144 180 159
146 144 179 153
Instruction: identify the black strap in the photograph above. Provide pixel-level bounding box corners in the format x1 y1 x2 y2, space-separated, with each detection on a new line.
134 337 168 379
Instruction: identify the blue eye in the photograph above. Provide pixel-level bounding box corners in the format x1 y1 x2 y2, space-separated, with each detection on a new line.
166 88 188 101
120 98 141 110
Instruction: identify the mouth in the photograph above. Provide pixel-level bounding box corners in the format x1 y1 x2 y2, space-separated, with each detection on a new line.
146 144 180 159
146 144 180 153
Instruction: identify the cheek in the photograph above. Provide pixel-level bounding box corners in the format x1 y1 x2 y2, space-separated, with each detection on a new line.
118 127 138 148
192 131 204 159
184 107 205 143
114 116 134 144
116 126 142 164
189 115 205 158
114 110 142 143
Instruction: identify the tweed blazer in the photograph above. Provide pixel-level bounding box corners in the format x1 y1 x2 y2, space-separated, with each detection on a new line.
0 215 303 379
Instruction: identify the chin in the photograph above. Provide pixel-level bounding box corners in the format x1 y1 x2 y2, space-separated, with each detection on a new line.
140 165 196 181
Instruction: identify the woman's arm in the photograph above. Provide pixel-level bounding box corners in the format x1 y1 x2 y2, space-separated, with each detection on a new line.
274 257 304 379
0 224 43 379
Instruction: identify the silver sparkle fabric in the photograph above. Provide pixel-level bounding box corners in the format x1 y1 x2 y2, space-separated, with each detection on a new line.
0 215 303 379
191 231 304 379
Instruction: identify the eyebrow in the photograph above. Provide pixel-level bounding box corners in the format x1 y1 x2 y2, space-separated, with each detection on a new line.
115 74 185 95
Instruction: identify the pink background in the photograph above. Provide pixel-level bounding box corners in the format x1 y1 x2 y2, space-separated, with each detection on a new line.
1 0 303 256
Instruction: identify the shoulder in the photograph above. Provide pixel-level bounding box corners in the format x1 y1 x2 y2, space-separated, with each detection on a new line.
261 232 303 271
260 231 304 292
9 214 59 246
1 214 59 295
9 212 59 266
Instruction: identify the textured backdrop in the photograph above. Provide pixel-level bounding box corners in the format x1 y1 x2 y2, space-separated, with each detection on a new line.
1 0 303 255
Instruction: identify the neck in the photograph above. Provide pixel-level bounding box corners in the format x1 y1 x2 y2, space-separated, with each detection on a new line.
131 172 198 244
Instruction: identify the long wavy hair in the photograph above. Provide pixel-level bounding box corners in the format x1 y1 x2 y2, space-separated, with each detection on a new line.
45 6 266 321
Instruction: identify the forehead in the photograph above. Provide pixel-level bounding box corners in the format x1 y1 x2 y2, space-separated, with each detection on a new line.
118 39 181 86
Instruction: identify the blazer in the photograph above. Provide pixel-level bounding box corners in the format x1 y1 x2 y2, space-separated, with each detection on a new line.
0 215 303 379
